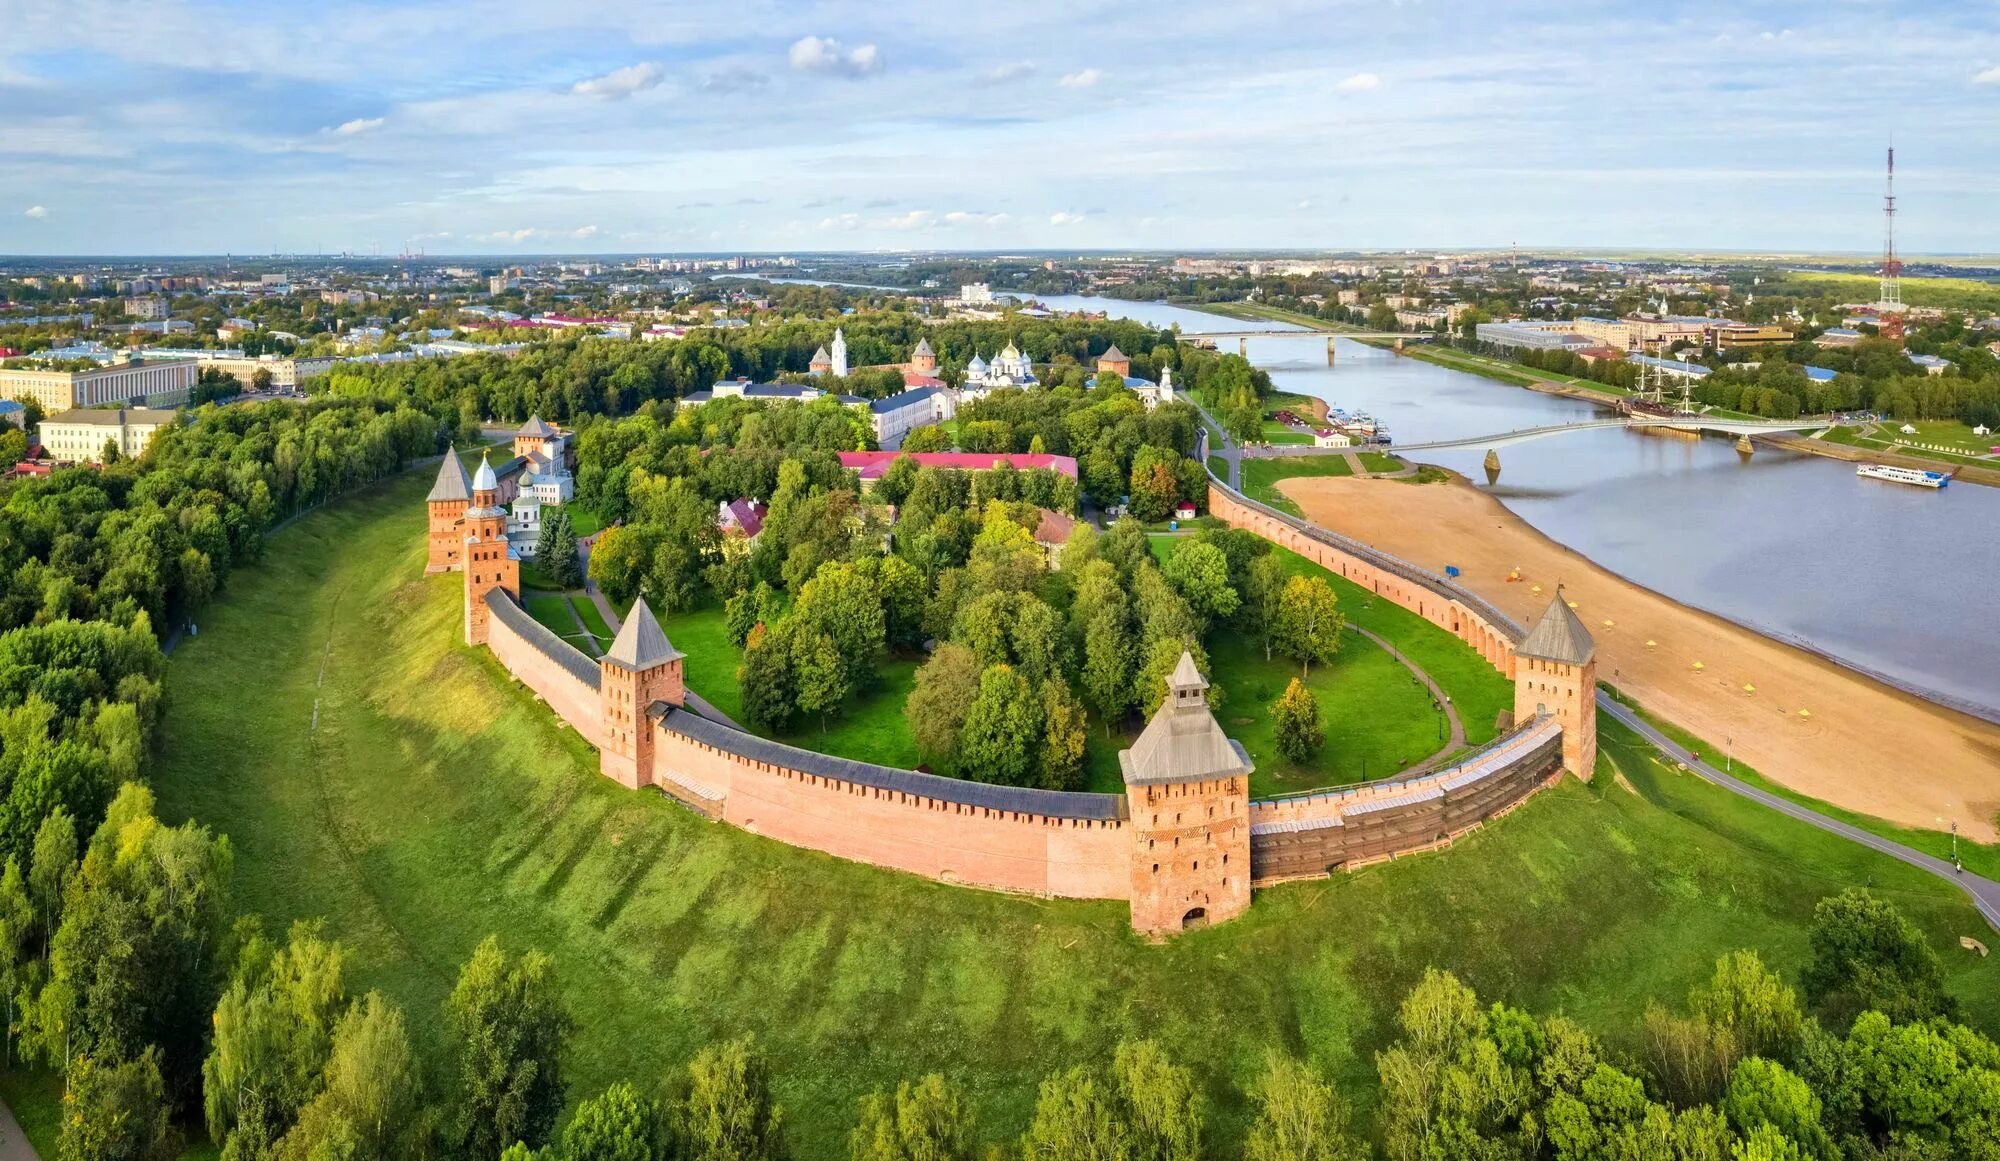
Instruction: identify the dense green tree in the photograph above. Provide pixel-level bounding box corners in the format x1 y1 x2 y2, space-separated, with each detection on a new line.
1273 575 1343 676
1160 541 1239 625
792 627 848 733
1272 679 1324 764
1802 889 1953 1025
277 991 427 1160
737 623 798 733
203 920 349 1153
22 784 232 1099
793 561 886 687
1724 1058 1832 1159
1020 1066 1126 1161
956 666 1040 786
537 508 583 589
848 1074 972 1161
59 1047 176 1161
673 1036 786 1161
899 426 951 453
1240 554 1287 661
1038 679 1089 792
1080 605 1135 735
1244 1054 1366 1161
444 935 574 1158
564 1080 668 1161
1113 1040 1204 1161
905 644 982 773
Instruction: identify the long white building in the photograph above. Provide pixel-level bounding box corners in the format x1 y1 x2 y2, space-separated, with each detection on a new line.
0 355 197 411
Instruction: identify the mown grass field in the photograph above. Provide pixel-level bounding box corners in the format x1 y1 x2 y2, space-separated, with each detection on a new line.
126 468 2000 1160
1240 456 1353 510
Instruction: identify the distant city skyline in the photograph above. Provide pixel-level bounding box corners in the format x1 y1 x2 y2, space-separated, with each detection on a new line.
5 0 2000 256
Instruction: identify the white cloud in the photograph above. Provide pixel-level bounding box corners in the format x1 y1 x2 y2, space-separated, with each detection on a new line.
1758 28 1794 41
1976 66 2000 85
981 61 1036 84
1296 199 1312 210
329 117 383 136
1049 211 1085 226
1334 72 1380 93
478 225 600 243
879 209 936 230
818 213 862 231
572 62 663 100
1059 68 1101 88
789 36 883 77
945 210 1010 226
23 205 48 219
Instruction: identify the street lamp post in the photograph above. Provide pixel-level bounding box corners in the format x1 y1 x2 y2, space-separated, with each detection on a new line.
1725 735 1732 773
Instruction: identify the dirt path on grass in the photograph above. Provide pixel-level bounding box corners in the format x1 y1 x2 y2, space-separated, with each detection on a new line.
1277 474 2000 842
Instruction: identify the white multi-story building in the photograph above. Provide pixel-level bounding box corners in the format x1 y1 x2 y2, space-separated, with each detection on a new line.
39 408 179 462
869 386 955 449
959 283 994 304
124 296 168 320
0 354 197 411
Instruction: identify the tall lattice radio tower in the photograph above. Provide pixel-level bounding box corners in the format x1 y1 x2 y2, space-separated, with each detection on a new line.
1878 146 1905 341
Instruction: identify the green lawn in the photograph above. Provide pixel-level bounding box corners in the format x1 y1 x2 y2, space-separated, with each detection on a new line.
571 593 616 653
123 468 2000 1160
1239 456 1352 513
524 590 599 657
1358 451 1404 474
1818 423 1994 467
1406 345 1629 399
1265 391 1329 423
562 504 605 537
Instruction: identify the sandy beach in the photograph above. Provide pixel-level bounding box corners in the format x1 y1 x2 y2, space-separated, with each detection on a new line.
1279 475 2000 842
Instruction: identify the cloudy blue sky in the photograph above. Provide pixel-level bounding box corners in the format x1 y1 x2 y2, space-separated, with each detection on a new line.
4 0 1999 256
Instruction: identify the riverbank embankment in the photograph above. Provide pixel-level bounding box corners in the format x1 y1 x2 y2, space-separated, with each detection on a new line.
1277 473 2000 842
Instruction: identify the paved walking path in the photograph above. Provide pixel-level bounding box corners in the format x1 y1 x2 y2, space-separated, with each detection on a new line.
0 1093 39 1161
1185 394 1242 488
1354 625 1466 776
557 593 603 658
583 580 748 732
1598 693 2000 930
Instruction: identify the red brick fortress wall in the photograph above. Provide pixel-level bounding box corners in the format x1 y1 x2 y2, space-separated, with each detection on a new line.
1208 483 1522 678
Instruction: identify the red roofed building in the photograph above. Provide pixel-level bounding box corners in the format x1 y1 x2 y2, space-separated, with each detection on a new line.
902 371 946 389
838 450 1079 486
719 498 768 540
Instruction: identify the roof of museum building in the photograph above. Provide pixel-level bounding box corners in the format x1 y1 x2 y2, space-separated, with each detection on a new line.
838 450 1079 479
869 386 941 413
1119 652 1254 787
518 415 556 438
912 337 934 357
1515 590 1596 665
652 705 1130 821
428 450 471 503
1099 344 1127 361
604 600 683 671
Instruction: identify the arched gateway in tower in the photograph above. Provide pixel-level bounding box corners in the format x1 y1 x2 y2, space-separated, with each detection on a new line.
1120 653 1253 935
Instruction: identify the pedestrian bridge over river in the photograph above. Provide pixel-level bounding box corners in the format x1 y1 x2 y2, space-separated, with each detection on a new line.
1244 416 1822 458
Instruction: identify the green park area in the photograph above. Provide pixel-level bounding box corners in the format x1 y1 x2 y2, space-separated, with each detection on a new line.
1778 271 2000 314
1191 300 1357 332
1239 456 1351 511
117 467 2000 1159
1819 420 1997 466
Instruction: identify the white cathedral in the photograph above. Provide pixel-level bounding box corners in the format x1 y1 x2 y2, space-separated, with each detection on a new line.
959 341 1040 402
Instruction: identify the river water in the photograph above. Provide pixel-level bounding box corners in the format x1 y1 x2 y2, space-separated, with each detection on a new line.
1037 295 2000 720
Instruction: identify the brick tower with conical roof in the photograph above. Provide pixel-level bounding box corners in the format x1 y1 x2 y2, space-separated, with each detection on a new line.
425 449 472 574
1120 652 1253 935
1513 588 1598 777
598 600 685 789
461 452 518 646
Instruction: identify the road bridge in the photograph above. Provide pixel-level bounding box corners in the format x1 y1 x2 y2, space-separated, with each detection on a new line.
1243 416 1822 458
1175 328 1433 358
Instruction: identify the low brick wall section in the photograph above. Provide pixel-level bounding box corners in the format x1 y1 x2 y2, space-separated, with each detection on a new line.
651 708 1132 899
485 592 607 749
1208 482 1524 677
1248 714 1564 882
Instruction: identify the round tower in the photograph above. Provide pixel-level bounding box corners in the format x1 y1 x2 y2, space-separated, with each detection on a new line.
461 452 519 646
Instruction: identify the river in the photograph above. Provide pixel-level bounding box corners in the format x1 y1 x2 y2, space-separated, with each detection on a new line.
1036 295 2000 721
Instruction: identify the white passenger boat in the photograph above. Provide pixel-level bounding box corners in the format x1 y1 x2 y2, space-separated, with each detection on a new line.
1856 464 1949 488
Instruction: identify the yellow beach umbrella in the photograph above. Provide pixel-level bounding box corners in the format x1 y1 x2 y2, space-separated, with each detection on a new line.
1693 661 1705 670
1743 683 1756 693
1799 709 1812 719
1531 584 1543 594
1602 619 1615 628
1645 639 1657 648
